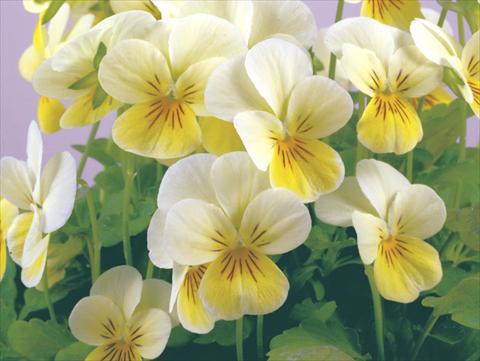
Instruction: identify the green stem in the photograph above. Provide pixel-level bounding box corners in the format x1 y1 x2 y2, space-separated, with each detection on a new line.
457 13 465 46
406 151 414 182
459 102 467 162
437 6 448 27
146 260 155 279
365 266 385 361
77 122 100 182
41 267 57 324
257 315 264 360
411 313 440 361
122 154 135 266
84 184 101 282
236 317 244 361
327 0 345 80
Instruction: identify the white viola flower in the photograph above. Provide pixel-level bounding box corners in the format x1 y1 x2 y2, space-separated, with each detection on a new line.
205 38 353 202
69 266 177 360
148 152 311 327
411 20 480 117
315 159 445 303
154 0 317 48
325 17 443 155
0 121 76 287
312 28 351 90
32 11 156 129
97 14 247 159
421 7 454 35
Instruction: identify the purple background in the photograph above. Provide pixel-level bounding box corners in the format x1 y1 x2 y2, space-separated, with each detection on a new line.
1 0 478 182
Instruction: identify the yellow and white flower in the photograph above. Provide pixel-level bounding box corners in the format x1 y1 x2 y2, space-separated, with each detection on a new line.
411 20 480 117
155 0 317 48
315 159 445 303
344 0 422 31
97 14 247 159
69 266 177 360
32 11 156 129
0 198 18 281
20 3 94 134
206 38 353 202
325 17 443 154
149 152 311 322
0 121 76 287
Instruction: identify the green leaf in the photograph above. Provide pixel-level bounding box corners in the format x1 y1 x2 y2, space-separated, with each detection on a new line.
8 320 74 361
95 166 124 193
446 206 480 251
55 342 93 361
291 300 336 323
430 319 466 345
73 138 121 167
19 287 69 320
194 319 252 346
92 85 108 109
0 261 17 345
166 326 195 348
93 42 107 70
41 0 66 24
422 277 480 329
68 71 97 90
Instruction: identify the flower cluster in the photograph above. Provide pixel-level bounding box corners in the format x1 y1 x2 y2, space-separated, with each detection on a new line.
1 1 478 361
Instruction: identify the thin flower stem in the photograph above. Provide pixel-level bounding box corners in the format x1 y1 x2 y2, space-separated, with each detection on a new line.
84 184 101 282
328 0 345 80
41 266 57 324
257 315 264 360
146 260 155 279
459 101 467 162
122 154 135 266
77 121 100 182
364 266 385 361
406 151 414 182
411 313 440 360
236 317 244 361
437 6 448 27
457 13 465 45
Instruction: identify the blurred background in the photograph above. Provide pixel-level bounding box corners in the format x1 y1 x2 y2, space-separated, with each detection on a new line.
1 0 477 182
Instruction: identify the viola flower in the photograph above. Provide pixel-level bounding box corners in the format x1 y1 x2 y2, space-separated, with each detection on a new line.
325 17 442 154
97 14 247 159
315 159 445 303
0 121 76 287
0 198 18 281
19 3 94 134
344 0 422 31
154 152 311 321
32 11 156 129
69 266 176 360
206 38 353 202
411 20 480 117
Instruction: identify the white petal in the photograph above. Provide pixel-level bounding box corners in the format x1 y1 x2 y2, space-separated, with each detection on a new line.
26 121 43 188
248 0 316 48
39 152 77 233
340 44 387 96
128 308 171 359
68 295 124 346
388 184 447 240
388 46 443 98
6 212 33 266
20 209 44 268
168 14 247 78
462 31 480 73
164 199 237 266
90 265 143 319
136 279 179 327
211 152 270 227
19 45 44 82
169 263 188 313
205 55 271 121
421 8 454 35
315 177 377 227
233 111 284 171
47 3 70 53
0 157 34 210
147 209 174 269
245 38 312 117
98 39 172 104
356 159 410 220
240 189 311 254
286 75 353 138
352 211 386 265
64 14 95 42
21 234 49 288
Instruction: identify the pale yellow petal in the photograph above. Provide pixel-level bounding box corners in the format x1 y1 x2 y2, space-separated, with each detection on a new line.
199 117 244 155
38 96 64 134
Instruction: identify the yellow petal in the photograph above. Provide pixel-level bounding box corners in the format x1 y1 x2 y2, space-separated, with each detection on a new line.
21 234 49 288
361 0 423 31
38 96 65 134
357 94 423 155
199 248 289 320
418 87 452 111
199 117 244 155
112 98 201 159
269 137 344 203
467 77 480 117
177 265 215 334
6 212 33 266
19 45 44 82
0 197 15 281
85 343 142 361
60 91 118 128
0 236 6 282
374 235 442 303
